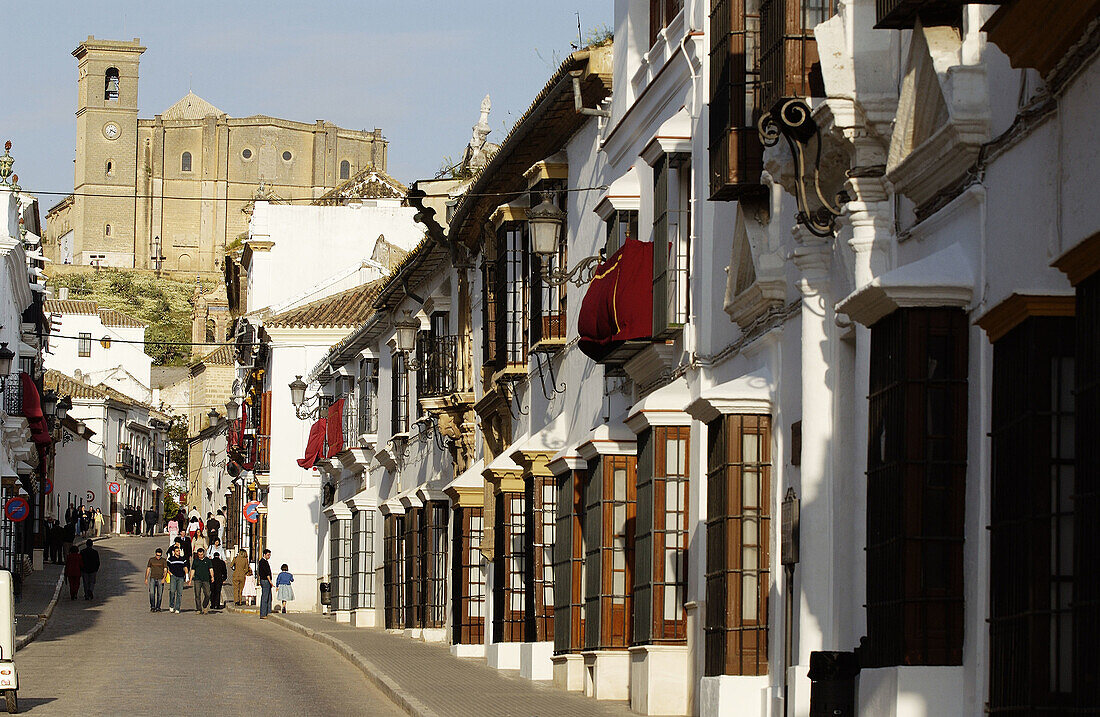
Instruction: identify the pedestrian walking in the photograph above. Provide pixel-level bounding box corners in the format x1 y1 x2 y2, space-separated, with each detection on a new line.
275 564 294 613
167 517 178 543
230 549 250 605
79 507 90 538
190 548 213 614
206 512 220 546
79 539 100 600
61 519 75 558
144 507 157 536
208 538 224 561
93 508 104 538
257 549 273 618
145 547 167 612
211 552 227 610
44 518 61 564
65 503 77 527
63 546 82 600
166 545 188 614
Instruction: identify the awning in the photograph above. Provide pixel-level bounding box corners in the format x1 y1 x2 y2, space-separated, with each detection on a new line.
578 238 653 360
297 418 327 469
325 398 345 457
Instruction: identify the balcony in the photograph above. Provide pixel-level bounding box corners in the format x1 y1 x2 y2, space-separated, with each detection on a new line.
254 434 271 473
417 334 463 400
115 446 148 478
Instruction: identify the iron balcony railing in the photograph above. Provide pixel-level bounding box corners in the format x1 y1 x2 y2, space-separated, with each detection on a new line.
254 434 271 473
417 334 462 399
342 399 359 449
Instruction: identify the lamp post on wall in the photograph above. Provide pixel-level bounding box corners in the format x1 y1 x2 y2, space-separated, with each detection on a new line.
528 192 604 287
288 376 324 421
392 313 423 371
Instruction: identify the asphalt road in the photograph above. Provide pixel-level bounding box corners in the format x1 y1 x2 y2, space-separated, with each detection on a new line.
13 536 403 716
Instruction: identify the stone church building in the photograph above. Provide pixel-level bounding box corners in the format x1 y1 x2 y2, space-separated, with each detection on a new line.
45 36 387 273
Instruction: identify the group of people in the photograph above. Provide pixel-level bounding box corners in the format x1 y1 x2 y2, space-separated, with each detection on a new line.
145 543 294 618
122 505 157 535
62 540 100 600
43 505 104 564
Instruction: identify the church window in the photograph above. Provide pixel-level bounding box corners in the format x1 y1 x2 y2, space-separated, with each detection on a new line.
340 160 351 180
104 68 119 101
181 152 192 173
282 151 293 162
105 161 112 177
241 148 253 160
104 224 111 237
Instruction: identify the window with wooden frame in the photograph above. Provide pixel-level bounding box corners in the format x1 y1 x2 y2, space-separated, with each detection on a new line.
423 501 449 629
404 506 423 628
528 474 556 641
650 0 685 47
452 506 486 645
605 209 639 258
988 316 1075 714
351 509 375 611
418 312 458 399
553 469 587 654
256 390 271 472
329 517 352 613
530 180 567 346
865 307 967 667
391 351 409 435
383 514 405 629
482 240 500 370
358 358 378 435
1073 272 1100 710
704 413 771 676
78 332 92 357
496 221 530 367
584 455 637 650
636 426 690 645
652 154 691 337
493 491 527 642
760 0 831 109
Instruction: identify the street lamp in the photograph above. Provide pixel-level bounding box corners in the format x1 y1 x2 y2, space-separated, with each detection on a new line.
0 343 13 375
393 313 423 370
528 192 603 287
225 391 241 422
288 375 321 420
208 407 220 426
41 389 57 417
56 395 71 422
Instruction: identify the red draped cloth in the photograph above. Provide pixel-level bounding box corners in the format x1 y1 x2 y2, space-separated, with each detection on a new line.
577 238 654 360
21 372 52 446
326 399 345 458
297 418 327 469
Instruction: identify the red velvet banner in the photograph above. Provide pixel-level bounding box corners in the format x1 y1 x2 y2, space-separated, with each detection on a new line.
21 373 52 446
297 418 327 469
325 398 345 458
577 238 654 360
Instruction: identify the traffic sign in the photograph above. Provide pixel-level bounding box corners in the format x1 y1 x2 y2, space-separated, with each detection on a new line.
87 490 95 503
4 497 29 523
108 482 121 495
243 500 262 524
42 478 53 495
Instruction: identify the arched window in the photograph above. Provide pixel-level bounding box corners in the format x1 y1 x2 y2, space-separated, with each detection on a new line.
105 161 113 176
340 160 351 180
104 224 111 237
104 68 120 101
205 318 216 343
181 152 192 172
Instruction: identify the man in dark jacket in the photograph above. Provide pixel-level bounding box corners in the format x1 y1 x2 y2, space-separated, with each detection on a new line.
210 552 227 610
79 540 100 600
144 507 157 536
257 549 273 618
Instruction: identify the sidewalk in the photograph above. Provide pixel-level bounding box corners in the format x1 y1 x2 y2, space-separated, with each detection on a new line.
14 562 62 640
270 612 635 717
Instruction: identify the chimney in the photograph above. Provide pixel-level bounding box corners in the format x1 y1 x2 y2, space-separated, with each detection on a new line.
58 287 69 300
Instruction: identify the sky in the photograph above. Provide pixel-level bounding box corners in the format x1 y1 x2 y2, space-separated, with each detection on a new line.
2 1 612 212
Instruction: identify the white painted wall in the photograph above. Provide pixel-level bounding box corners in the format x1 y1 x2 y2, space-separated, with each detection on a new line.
44 311 151 401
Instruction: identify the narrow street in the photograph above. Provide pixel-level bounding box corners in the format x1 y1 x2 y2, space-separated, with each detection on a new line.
13 536 403 716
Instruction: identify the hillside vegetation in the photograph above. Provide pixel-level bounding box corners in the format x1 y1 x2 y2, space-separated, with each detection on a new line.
48 269 219 366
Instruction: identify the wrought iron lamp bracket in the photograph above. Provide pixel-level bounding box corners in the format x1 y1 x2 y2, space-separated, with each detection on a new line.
532 351 566 401
540 251 605 288
757 98 845 238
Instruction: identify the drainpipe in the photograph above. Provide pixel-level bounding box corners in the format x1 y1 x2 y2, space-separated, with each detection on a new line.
570 71 610 118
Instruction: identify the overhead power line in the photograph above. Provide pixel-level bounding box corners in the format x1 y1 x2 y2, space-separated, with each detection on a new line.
25 184 609 203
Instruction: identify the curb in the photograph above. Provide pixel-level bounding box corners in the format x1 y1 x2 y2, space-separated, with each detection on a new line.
16 534 111 652
228 605 439 717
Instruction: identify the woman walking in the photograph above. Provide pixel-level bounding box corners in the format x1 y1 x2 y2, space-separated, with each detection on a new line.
93 508 104 538
275 564 294 613
64 546 83 600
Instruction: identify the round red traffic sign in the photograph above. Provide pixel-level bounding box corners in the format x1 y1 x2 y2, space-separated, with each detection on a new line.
4 497 29 523
108 482 121 495
42 478 53 495
243 501 262 524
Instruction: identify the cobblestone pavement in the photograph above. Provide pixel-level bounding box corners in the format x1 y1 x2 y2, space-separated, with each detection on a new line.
14 562 61 638
280 613 636 717
13 536 403 716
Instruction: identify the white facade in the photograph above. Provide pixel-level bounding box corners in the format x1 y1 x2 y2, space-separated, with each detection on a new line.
43 298 150 402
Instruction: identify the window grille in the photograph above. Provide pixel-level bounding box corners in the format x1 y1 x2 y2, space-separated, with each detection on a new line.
181 152 192 173
637 427 690 645
584 455 637 650
704 414 771 676
255 390 271 472
759 0 829 110
423 501 449 629
405 506 423 628
605 210 639 257
488 222 529 369
1073 272 1100 710
391 351 409 434
709 0 763 199
530 181 567 346
650 0 685 46
553 470 588 654
652 155 691 337
482 245 500 370
493 491 527 642
529 474 556 641
865 308 967 667
358 358 378 435
452 506 486 645
351 509 375 611
104 68 119 101
383 514 405 629
78 332 92 358
329 517 352 613
988 316 1075 713
417 313 459 399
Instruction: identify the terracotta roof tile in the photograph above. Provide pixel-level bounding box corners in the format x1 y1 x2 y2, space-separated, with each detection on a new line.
266 280 386 329
191 343 236 367
46 299 145 328
314 168 407 205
